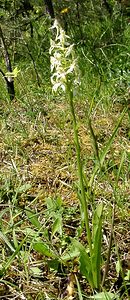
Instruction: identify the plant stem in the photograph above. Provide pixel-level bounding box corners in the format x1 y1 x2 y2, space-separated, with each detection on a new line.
67 86 92 255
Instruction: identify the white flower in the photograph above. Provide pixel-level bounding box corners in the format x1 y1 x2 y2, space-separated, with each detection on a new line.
49 19 78 94
65 44 74 57
52 82 66 93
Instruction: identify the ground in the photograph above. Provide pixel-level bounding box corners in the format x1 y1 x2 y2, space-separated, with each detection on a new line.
0 96 130 299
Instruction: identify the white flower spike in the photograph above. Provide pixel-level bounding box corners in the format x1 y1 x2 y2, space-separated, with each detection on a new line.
49 19 78 93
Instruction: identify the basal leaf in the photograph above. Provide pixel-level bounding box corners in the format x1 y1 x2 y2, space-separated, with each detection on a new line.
92 203 103 288
90 291 119 299
72 240 94 288
33 242 56 258
61 240 80 261
92 202 103 242
51 215 62 237
25 209 41 230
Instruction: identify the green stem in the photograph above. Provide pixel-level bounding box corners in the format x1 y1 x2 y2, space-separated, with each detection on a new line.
67 86 92 255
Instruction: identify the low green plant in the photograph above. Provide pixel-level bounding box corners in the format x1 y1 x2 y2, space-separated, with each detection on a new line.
25 197 65 264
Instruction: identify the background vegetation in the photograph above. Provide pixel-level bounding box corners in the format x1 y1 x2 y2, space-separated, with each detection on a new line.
0 0 130 299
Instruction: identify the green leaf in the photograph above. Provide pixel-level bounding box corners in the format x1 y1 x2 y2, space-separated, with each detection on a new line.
72 240 94 288
47 259 59 271
92 202 103 242
116 260 121 275
33 242 56 258
56 196 63 208
30 267 42 277
2 236 27 273
16 184 31 194
79 245 93 288
116 150 126 183
90 291 119 299
125 270 130 281
45 197 54 210
5 67 20 78
61 240 80 261
0 231 15 252
22 227 39 237
25 209 41 230
92 203 103 288
51 215 62 237
13 66 20 77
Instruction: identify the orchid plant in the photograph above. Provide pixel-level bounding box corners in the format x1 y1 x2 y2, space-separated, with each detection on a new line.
49 18 92 253
49 17 104 293
49 19 103 291
49 18 127 295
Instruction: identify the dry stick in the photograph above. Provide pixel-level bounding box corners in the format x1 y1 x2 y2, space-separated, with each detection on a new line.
0 26 15 100
101 202 115 287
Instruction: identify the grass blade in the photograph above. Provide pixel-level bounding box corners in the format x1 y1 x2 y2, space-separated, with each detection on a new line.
0 231 15 252
0 236 27 276
75 274 83 300
33 241 56 258
89 107 127 186
92 203 103 289
25 208 41 230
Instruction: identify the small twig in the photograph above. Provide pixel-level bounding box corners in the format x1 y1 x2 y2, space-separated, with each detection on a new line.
0 26 15 100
